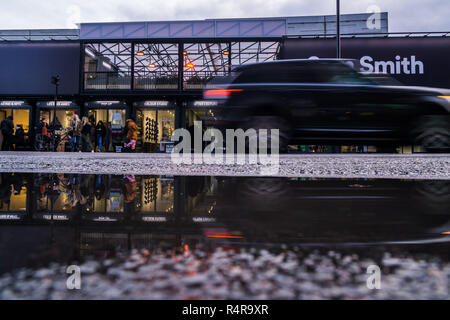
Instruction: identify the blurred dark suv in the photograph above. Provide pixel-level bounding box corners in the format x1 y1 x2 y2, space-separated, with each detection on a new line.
202 59 450 152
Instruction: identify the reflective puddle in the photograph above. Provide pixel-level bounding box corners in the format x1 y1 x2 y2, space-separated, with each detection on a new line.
0 173 449 274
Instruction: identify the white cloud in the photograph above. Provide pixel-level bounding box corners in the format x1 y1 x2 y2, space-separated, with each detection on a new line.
0 0 449 32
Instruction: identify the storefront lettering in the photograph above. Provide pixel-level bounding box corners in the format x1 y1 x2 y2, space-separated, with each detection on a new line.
360 55 424 74
143 101 169 107
0 101 25 106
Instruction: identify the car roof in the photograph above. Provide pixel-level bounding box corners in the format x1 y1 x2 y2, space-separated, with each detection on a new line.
232 58 357 71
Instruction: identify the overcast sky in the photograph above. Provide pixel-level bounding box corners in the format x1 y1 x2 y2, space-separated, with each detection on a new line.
1 0 449 32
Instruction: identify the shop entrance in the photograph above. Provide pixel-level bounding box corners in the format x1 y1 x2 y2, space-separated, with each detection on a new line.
0 102 31 150
87 108 126 152
136 109 175 152
36 101 80 152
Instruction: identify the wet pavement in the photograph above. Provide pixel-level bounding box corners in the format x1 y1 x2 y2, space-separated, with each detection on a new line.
0 173 449 299
1 152 449 180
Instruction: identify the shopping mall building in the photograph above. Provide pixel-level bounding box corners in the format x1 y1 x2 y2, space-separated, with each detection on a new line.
0 12 449 152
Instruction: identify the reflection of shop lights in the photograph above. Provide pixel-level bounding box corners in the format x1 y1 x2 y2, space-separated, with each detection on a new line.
207 235 244 239
0 214 21 220
223 51 229 55
42 214 69 221
183 51 188 55
205 230 243 239
186 63 195 69
148 63 156 68
136 51 145 56
93 217 118 222
142 216 167 222
193 217 216 223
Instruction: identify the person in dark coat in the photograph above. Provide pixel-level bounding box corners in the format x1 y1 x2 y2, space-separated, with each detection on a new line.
81 117 92 152
95 120 106 152
88 116 96 152
1 116 14 151
13 125 26 150
105 122 112 152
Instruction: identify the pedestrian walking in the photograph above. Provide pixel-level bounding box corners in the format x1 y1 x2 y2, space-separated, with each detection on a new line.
105 122 113 152
80 117 92 152
1 116 14 151
13 124 26 150
95 120 106 152
69 114 81 152
89 116 96 152
125 118 138 152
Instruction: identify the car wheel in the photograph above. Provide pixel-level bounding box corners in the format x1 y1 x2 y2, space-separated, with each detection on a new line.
242 115 292 153
412 116 450 153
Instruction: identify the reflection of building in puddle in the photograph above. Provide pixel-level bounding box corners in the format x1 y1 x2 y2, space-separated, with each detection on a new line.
134 176 174 221
34 174 78 221
186 176 219 224
79 232 194 257
80 232 129 256
82 175 124 221
0 173 28 221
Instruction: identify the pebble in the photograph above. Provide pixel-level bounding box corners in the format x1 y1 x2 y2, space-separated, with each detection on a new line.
0 246 448 300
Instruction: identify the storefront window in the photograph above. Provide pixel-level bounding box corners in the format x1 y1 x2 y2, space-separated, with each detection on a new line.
0 109 30 134
85 102 128 152
40 109 76 129
0 102 31 151
136 109 174 152
88 109 125 131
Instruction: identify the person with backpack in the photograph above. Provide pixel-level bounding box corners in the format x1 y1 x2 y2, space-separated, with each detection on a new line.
1 116 14 151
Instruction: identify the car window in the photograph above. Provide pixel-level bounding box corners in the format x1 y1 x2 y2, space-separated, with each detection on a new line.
312 63 374 85
233 62 375 85
234 63 316 84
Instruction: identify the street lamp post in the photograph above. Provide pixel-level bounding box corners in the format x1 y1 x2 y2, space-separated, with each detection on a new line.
336 0 341 58
51 75 60 152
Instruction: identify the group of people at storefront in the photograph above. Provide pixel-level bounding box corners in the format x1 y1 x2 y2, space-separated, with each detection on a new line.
1 116 27 151
68 113 110 152
68 113 138 153
2 111 139 153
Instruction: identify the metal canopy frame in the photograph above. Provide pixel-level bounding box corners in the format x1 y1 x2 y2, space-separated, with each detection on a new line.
81 38 281 92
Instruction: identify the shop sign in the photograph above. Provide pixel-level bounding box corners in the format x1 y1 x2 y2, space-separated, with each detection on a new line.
39 101 76 108
191 100 219 108
165 143 175 153
143 100 169 107
90 101 122 107
134 100 173 108
0 101 26 107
